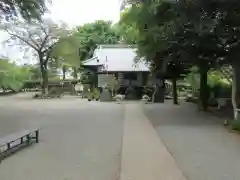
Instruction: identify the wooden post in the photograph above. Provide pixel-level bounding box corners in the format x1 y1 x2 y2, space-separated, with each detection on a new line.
7 143 10 150
35 131 39 143
26 134 30 144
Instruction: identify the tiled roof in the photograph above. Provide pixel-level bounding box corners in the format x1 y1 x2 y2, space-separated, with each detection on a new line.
82 57 102 66
83 44 149 72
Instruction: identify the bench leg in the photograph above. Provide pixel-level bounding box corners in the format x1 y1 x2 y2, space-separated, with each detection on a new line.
26 134 30 144
21 137 24 144
35 131 39 143
7 143 11 150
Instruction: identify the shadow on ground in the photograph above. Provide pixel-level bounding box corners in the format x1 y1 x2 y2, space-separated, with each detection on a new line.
143 100 240 180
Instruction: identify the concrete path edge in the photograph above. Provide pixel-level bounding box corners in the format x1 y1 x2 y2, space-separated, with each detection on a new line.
120 104 187 180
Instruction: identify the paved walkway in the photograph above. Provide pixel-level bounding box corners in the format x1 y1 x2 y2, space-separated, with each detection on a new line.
143 101 240 180
120 104 186 180
0 98 124 180
1 95 240 180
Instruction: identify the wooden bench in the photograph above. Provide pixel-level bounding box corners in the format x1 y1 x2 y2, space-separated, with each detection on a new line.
0 128 40 161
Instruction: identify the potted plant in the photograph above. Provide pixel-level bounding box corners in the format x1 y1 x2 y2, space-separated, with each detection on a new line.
87 92 93 101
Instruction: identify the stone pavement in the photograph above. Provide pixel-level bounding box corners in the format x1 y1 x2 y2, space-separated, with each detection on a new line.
120 103 186 180
0 98 124 180
143 100 240 180
0 96 188 180
2 95 240 180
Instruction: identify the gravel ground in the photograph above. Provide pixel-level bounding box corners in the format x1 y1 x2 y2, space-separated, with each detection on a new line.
143 100 240 180
0 93 124 180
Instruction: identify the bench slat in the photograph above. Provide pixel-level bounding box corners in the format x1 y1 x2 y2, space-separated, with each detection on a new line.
0 128 40 146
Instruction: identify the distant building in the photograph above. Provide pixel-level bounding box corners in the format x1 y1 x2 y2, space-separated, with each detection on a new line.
82 44 163 99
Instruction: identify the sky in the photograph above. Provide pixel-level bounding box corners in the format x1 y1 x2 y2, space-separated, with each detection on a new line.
0 0 121 64
50 0 120 27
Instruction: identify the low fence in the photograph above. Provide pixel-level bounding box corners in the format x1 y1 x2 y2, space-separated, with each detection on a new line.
0 91 17 96
0 80 79 96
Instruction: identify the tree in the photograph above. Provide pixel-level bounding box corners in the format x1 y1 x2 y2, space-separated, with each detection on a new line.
119 1 187 105
3 19 69 94
124 0 240 119
114 8 139 44
0 0 49 21
0 58 31 92
212 0 240 120
50 35 82 80
75 20 121 61
26 64 42 80
178 0 240 118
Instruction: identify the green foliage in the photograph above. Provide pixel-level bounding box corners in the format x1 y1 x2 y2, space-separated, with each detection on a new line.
0 59 32 92
51 35 81 71
119 0 240 77
25 64 42 80
118 2 185 74
92 88 100 99
114 8 140 44
0 0 48 21
87 91 94 100
50 20 122 80
231 120 240 131
122 0 240 113
83 84 91 93
184 66 231 96
113 23 138 44
208 70 231 88
184 72 200 89
4 20 70 94
80 71 95 84
75 20 120 61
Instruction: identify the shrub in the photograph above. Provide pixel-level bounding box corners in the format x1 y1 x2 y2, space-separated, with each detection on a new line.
93 88 100 100
87 92 94 100
32 93 46 99
231 120 240 132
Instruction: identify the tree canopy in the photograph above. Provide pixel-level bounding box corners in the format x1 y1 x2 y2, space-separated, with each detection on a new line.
75 20 121 61
0 0 49 21
118 0 240 118
0 58 31 92
3 19 70 93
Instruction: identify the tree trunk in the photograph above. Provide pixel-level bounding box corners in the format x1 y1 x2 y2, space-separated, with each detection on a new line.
199 63 208 111
232 61 240 120
43 68 48 95
73 67 78 79
172 77 178 105
38 52 50 95
39 64 48 95
62 66 66 81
